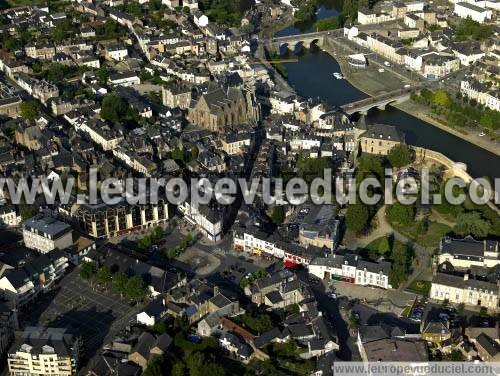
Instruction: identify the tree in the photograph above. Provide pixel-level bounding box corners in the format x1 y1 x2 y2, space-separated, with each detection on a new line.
171 147 184 161
454 212 490 238
386 202 415 225
432 90 452 108
190 146 199 162
270 206 285 224
112 272 129 297
101 94 128 123
80 262 97 281
346 201 370 234
20 101 39 120
97 67 109 85
389 242 412 288
184 352 205 376
387 144 411 168
315 16 343 31
125 275 147 302
143 355 163 376
171 362 186 376
96 266 112 287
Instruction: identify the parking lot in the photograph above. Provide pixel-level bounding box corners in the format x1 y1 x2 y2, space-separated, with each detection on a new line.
20 267 144 360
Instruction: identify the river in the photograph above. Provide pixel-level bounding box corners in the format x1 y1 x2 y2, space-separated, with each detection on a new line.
275 5 499 180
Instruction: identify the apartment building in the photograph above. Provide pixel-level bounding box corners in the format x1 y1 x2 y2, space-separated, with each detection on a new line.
437 236 499 270
430 273 499 309
0 250 69 306
75 199 170 239
22 216 73 254
7 327 78 376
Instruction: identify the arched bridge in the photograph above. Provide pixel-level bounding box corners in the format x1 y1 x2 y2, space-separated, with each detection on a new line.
324 87 418 116
262 29 344 55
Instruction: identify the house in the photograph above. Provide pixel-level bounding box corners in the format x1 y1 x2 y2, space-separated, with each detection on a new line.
136 296 166 326
128 332 172 370
108 71 141 87
298 204 340 250
475 333 500 361
246 270 311 309
218 331 254 362
193 10 209 28
359 124 405 155
165 279 240 323
22 215 73 254
105 44 128 61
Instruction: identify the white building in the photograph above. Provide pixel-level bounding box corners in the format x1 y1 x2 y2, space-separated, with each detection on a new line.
430 273 498 309
22 216 73 254
454 2 492 23
0 206 21 227
437 236 499 269
179 200 223 242
308 254 392 289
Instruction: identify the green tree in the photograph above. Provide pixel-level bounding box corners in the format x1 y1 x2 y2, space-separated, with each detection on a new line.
97 67 109 85
125 275 147 302
143 355 163 376
387 144 411 168
432 90 452 108
80 262 97 281
454 212 490 237
171 147 184 161
112 272 129 297
386 202 415 225
315 16 343 31
100 94 128 123
184 352 205 376
171 362 186 376
270 206 285 224
389 242 412 288
346 201 370 234
20 101 39 120
96 266 112 286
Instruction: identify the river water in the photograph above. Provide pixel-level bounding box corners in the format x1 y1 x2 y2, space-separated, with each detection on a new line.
275 6 499 180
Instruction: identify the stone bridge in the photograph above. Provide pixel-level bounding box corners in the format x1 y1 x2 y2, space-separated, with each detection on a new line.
262 29 344 55
325 87 418 116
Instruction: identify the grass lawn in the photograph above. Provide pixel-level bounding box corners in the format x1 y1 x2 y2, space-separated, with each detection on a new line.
407 280 432 295
390 220 452 248
363 236 406 258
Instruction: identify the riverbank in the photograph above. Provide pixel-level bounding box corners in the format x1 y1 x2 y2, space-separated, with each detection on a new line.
321 43 500 157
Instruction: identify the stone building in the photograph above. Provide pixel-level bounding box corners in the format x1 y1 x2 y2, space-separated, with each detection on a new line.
188 85 260 132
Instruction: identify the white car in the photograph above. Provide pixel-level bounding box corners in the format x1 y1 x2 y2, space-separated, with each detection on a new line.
378 68 385 73
329 293 337 299
478 132 486 137
384 61 391 67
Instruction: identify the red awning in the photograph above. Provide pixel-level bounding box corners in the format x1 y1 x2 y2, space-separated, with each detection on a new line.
283 261 299 268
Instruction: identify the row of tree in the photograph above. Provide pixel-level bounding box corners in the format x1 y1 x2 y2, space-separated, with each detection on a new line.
411 89 499 131
166 233 194 259
79 262 148 302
